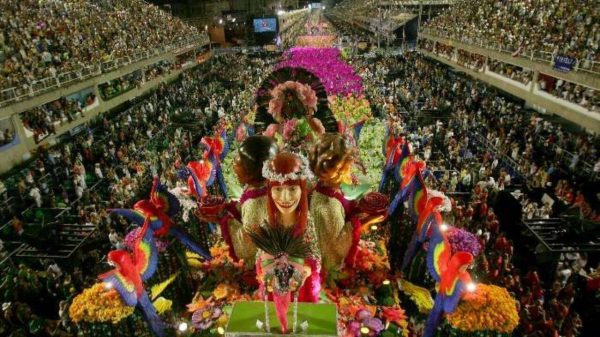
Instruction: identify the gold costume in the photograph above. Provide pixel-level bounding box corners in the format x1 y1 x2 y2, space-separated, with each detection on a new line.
310 190 353 271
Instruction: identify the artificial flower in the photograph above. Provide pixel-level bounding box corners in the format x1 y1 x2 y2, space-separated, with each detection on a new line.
69 283 134 323
446 284 519 333
124 227 169 252
277 48 363 96
152 297 172 314
446 227 482 256
398 279 434 314
192 304 222 330
381 307 407 326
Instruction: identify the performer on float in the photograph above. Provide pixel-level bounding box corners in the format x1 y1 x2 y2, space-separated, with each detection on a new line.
308 133 361 272
257 151 321 303
218 135 278 265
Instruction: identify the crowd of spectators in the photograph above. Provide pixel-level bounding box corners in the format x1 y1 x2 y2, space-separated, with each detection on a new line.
0 121 15 146
0 0 199 93
98 71 143 101
420 40 599 112
19 92 97 143
538 76 599 112
0 51 277 336
143 61 176 83
359 51 599 336
424 0 600 70
489 60 533 85
457 49 486 71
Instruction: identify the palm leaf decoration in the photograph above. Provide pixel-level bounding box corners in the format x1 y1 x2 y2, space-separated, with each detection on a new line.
246 224 310 259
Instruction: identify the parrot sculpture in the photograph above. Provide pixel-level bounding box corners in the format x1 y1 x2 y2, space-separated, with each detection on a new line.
378 135 405 192
352 118 367 143
401 195 446 270
388 159 427 219
423 223 475 337
111 178 212 260
182 155 216 199
201 130 230 198
99 218 165 337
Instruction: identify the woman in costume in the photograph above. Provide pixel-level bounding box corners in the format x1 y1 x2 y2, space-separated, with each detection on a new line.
256 151 321 303
219 135 278 266
309 133 386 273
308 133 360 272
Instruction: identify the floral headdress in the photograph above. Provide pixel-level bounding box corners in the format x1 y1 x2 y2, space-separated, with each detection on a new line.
267 81 318 123
262 152 314 183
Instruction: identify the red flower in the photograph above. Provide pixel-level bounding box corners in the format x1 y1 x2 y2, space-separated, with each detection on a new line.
381 307 407 326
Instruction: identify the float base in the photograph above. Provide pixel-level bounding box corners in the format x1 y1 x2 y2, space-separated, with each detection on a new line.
225 301 338 337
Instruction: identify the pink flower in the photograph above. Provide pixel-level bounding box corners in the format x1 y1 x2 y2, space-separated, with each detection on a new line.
301 84 318 112
268 98 283 120
282 119 298 140
263 124 279 137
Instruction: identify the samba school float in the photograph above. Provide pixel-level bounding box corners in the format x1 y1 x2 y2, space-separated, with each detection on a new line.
69 47 518 337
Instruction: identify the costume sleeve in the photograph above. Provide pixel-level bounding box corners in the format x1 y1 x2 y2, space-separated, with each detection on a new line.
304 215 322 271
220 216 257 265
310 193 353 270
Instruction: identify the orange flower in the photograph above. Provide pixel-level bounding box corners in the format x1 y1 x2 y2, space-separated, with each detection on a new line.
381 307 407 326
447 284 519 333
187 295 212 313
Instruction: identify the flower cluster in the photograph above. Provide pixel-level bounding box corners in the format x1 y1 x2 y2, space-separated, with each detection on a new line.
358 192 390 218
329 95 372 126
398 280 434 314
345 309 385 337
446 284 519 333
187 296 226 331
338 240 389 287
198 195 227 223
220 143 243 199
278 48 363 96
446 227 482 257
212 283 252 303
186 283 252 333
124 227 169 252
268 80 318 122
188 243 258 291
69 283 134 324
356 120 386 189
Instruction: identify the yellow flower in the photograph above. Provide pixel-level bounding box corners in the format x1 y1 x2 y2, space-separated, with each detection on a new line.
217 313 229 326
447 284 519 333
153 297 173 314
69 283 134 323
213 283 230 300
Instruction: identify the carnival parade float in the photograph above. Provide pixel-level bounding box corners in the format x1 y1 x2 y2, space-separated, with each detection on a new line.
67 42 519 337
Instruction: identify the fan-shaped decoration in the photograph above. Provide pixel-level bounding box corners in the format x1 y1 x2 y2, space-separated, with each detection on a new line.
254 67 337 134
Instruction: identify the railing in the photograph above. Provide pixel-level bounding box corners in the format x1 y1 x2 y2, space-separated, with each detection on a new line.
421 28 600 76
0 36 206 108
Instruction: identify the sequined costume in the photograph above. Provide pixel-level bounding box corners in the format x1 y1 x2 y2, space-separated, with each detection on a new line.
220 187 269 266
310 183 361 271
